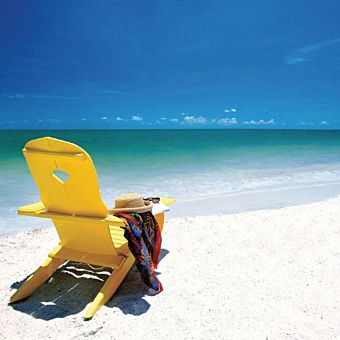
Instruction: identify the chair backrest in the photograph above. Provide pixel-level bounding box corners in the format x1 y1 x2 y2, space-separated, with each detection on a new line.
23 137 108 218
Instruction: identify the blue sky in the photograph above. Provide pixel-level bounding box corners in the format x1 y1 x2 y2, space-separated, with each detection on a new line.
0 0 339 129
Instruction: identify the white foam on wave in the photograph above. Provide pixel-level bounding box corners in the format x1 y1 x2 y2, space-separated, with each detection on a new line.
2 162 340 234
100 163 340 204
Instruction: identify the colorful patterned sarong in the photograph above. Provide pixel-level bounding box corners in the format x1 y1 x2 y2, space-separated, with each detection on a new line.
117 211 163 292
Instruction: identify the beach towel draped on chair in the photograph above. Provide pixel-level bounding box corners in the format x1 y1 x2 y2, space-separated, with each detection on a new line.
117 211 163 292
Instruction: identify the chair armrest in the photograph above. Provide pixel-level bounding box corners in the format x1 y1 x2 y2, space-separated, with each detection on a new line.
18 203 126 226
160 197 176 205
104 215 126 226
18 201 47 216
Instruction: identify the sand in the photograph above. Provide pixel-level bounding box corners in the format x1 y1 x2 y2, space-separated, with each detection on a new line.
1 197 340 339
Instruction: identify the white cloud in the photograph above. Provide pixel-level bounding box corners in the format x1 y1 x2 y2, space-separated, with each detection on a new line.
116 116 123 121
285 38 340 65
160 117 167 121
169 118 179 123
182 115 207 125
102 89 125 94
101 116 108 120
131 115 143 121
224 108 237 113
5 92 82 100
243 118 275 126
214 117 238 126
298 120 322 127
81 118 87 121
8 93 26 99
286 57 305 65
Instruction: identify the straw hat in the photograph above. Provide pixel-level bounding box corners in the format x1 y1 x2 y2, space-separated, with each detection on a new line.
110 193 153 214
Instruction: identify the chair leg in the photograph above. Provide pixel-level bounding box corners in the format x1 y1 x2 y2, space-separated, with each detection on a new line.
83 252 135 320
9 256 64 303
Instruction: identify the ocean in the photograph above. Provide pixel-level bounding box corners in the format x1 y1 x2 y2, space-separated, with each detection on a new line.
1 129 340 234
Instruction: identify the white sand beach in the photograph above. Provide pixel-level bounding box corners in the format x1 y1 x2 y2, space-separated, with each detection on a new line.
1 197 340 339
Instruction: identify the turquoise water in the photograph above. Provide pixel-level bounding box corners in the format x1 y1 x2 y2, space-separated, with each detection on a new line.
1 129 340 234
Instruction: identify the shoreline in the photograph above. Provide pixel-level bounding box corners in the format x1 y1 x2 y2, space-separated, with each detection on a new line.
170 181 340 218
1 197 339 339
2 182 340 236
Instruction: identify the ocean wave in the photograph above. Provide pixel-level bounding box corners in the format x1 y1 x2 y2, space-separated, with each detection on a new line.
99 163 340 205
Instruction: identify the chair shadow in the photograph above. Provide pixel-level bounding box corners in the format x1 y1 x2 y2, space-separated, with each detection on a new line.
9 248 169 320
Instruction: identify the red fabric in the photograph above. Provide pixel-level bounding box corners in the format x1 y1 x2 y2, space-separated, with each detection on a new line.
153 222 162 269
116 211 163 292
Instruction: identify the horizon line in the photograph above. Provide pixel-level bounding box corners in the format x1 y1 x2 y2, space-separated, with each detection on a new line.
0 127 339 132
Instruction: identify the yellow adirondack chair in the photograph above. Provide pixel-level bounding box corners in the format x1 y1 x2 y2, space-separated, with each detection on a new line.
9 136 175 319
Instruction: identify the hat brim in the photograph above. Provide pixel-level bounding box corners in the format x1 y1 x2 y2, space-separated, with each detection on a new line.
110 200 153 214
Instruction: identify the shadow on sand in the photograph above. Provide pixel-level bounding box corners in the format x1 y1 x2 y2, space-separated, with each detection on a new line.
9 248 170 320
